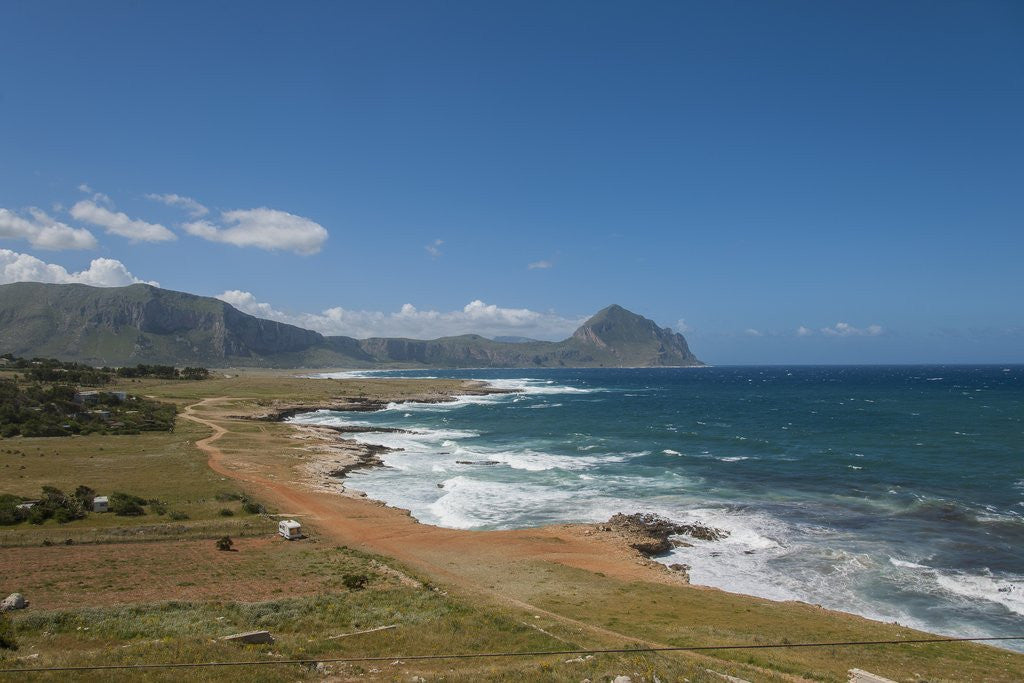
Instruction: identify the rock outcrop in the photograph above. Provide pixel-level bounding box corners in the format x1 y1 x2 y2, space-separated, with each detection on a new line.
602 513 728 557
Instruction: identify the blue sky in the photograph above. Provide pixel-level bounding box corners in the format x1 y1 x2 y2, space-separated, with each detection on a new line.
1 1 1021 363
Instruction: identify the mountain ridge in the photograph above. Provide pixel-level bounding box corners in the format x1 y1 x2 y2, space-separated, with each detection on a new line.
0 282 702 369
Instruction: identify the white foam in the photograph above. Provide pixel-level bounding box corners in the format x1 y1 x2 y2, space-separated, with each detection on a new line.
305 370 384 379
479 378 598 395
662 449 681 456
888 560 1024 617
718 456 749 462
288 410 370 428
382 393 502 412
492 449 632 472
889 557 929 570
421 476 636 530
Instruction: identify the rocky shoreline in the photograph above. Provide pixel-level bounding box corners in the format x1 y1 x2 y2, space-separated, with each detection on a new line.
246 380 514 422
274 381 512 499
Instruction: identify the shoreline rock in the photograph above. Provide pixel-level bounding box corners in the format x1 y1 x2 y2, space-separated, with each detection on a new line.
600 513 729 557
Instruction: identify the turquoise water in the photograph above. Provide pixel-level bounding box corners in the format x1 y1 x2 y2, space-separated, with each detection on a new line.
291 366 1024 648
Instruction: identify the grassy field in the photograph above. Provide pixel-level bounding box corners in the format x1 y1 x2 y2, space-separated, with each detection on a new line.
0 417 275 547
2 370 1023 681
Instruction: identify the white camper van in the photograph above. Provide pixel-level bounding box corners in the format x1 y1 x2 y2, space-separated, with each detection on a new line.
278 519 302 540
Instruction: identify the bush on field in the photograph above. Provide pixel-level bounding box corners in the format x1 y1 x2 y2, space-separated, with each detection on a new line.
109 492 147 516
242 500 266 515
0 613 16 650
0 494 28 526
342 573 370 591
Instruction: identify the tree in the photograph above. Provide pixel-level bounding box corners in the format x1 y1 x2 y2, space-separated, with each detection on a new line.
73 485 96 509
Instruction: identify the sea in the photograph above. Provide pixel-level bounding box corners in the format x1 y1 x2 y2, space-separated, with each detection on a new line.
289 365 1024 649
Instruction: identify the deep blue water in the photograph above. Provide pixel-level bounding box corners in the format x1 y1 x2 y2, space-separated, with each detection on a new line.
292 366 1024 648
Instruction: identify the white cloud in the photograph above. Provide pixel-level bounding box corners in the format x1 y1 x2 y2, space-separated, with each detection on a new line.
0 249 157 287
744 328 763 337
145 193 209 217
425 239 443 258
216 291 585 340
820 322 885 337
0 207 98 250
70 199 176 242
675 319 693 334
527 260 553 270
216 290 286 320
796 325 813 337
184 208 327 254
77 183 93 193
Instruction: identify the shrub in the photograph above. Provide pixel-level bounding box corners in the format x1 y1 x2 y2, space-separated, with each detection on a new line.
168 511 189 521
109 492 146 516
28 507 51 524
341 573 370 591
215 536 234 551
0 613 16 650
218 508 234 517
0 494 27 526
242 500 266 515
73 485 96 508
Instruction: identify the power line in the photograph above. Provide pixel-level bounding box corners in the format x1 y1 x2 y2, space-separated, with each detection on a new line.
2 635 1022 674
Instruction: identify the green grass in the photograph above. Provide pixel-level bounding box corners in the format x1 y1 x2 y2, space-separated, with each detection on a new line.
0 412 275 546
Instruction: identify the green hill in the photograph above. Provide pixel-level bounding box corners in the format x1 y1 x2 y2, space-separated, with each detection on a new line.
0 282 702 368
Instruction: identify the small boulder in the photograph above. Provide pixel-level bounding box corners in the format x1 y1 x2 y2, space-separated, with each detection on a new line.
0 593 27 612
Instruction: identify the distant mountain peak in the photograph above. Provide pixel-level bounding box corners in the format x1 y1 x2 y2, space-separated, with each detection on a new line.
572 304 700 366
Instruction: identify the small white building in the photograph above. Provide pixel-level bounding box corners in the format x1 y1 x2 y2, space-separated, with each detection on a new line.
278 519 302 540
92 496 109 513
